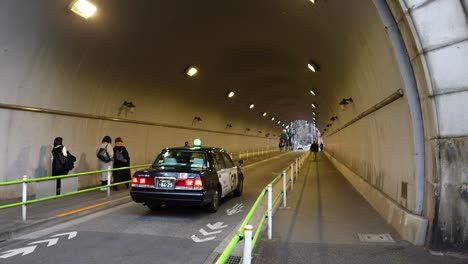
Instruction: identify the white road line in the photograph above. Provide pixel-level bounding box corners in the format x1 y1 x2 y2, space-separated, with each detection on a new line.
199 228 222 236
28 238 58 247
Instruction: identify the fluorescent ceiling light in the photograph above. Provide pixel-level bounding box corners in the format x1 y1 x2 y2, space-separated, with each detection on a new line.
277 121 281 124
310 0 316 3
307 63 316 72
271 117 275 121
249 104 255 109
227 91 235 98
311 103 316 108
313 117 316 120
70 0 97 19
186 67 198 77
262 112 267 116
310 90 316 96
312 112 316 116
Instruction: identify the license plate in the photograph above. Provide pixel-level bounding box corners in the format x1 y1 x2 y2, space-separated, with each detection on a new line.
156 179 175 189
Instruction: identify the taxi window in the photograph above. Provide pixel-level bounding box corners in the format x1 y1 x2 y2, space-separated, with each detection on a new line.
213 151 226 171
153 150 207 171
222 152 234 168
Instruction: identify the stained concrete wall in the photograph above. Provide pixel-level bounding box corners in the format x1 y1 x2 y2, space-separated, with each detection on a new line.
384 0 468 250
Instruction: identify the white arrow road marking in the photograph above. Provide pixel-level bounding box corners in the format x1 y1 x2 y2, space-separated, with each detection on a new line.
207 222 228 230
226 203 244 215
191 234 215 243
28 238 59 247
0 246 37 259
199 228 222 236
51 231 77 240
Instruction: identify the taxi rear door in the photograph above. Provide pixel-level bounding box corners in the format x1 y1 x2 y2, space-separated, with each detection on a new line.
213 151 230 197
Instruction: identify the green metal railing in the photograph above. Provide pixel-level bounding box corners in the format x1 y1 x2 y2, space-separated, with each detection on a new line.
0 164 151 209
215 152 309 264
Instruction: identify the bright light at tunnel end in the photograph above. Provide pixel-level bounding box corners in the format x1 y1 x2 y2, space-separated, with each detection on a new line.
70 0 97 19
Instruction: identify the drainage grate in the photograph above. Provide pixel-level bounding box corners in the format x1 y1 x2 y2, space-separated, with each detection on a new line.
226 256 242 264
358 233 395 243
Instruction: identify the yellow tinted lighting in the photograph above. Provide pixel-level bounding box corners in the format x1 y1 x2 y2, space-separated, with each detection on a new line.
70 0 97 19
186 67 198 77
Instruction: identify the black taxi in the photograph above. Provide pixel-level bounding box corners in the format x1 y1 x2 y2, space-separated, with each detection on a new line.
130 147 244 212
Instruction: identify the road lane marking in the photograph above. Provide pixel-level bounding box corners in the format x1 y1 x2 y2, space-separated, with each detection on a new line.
200 228 222 236
207 222 228 230
0 246 37 258
226 203 244 215
28 238 58 247
51 231 78 239
191 234 215 243
55 202 108 217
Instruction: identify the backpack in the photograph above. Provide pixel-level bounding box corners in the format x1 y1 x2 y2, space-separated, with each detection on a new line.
97 144 111 162
64 151 76 171
115 149 128 163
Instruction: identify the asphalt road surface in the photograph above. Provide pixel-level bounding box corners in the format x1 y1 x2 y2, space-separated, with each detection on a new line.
0 151 302 264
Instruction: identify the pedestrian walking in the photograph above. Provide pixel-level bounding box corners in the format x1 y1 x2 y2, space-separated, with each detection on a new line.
96 136 114 190
51 137 76 195
320 142 324 152
310 140 319 161
112 137 131 190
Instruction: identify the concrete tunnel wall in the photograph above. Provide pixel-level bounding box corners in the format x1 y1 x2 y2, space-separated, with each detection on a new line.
0 0 467 250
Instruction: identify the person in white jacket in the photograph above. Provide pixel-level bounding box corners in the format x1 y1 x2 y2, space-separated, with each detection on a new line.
96 136 114 190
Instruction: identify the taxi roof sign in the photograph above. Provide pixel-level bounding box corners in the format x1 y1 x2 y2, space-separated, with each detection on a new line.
193 138 201 147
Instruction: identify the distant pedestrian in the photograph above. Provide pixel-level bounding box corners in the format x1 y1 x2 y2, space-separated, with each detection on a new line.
112 137 131 190
52 137 74 195
310 140 319 160
184 141 190 147
320 142 324 152
96 136 114 191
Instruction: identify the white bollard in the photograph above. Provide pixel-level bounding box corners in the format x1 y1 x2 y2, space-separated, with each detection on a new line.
290 165 294 190
243 225 253 264
268 184 273 240
282 171 287 207
107 165 111 197
22 175 27 222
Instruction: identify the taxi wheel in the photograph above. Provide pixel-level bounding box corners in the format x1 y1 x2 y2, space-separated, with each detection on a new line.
206 188 220 213
147 203 162 210
234 176 243 197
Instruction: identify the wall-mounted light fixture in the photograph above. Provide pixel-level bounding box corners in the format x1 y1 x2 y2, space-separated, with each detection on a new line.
226 124 232 129
70 0 97 19
330 116 338 121
227 91 235 98
339 97 353 110
307 61 320 72
185 66 198 77
192 116 202 125
118 101 136 116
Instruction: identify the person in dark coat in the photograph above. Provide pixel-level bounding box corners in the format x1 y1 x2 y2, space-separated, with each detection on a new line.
320 142 324 152
112 137 131 190
310 140 319 161
52 137 69 195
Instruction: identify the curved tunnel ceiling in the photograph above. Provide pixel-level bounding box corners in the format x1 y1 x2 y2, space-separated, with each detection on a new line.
0 0 394 135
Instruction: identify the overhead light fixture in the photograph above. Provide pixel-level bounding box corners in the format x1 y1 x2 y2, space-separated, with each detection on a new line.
286 125 290 129
312 112 316 116
271 117 275 121
313 117 316 120
262 112 267 116
307 61 319 72
186 67 198 77
282 124 285 127
249 104 255 109
309 0 316 3
227 91 235 98
310 89 317 96
339 97 353 110
277 121 281 124
311 103 317 108
70 0 97 19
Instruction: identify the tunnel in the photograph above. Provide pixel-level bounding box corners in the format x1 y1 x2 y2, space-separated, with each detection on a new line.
0 0 467 253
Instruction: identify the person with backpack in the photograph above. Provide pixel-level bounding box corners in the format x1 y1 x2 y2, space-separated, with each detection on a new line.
112 137 131 190
96 136 114 191
52 137 76 195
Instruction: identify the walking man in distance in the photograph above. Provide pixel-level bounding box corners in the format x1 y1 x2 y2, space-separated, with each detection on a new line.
310 140 319 161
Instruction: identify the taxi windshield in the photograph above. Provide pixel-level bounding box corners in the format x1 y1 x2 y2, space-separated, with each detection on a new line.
152 150 207 171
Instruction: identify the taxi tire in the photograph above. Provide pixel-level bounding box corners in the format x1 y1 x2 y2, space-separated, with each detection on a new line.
233 176 243 197
206 188 220 213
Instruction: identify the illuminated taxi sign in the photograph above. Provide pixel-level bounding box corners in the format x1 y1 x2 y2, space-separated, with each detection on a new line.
193 138 201 148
